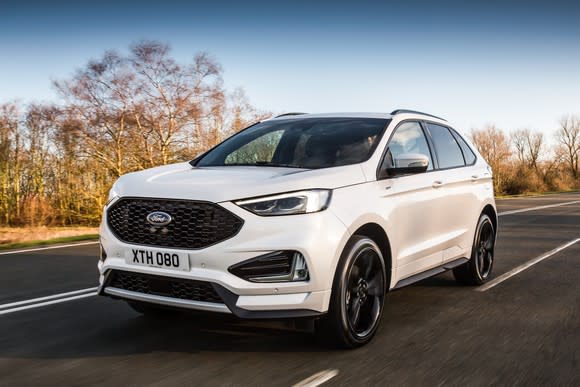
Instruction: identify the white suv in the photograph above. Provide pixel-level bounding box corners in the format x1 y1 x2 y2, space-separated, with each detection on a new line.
98 110 497 347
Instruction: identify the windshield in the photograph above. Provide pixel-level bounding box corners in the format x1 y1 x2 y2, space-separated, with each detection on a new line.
196 117 390 169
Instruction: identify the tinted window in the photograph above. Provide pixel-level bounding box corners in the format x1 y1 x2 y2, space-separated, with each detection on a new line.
427 123 465 168
382 121 433 171
197 118 389 169
451 129 476 165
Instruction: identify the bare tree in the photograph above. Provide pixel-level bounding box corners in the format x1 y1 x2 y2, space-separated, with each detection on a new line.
471 125 512 194
0 103 22 224
54 51 138 178
0 41 268 227
129 41 224 165
556 115 580 179
511 129 527 166
228 88 271 134
22 104 59 225
511 128 543 171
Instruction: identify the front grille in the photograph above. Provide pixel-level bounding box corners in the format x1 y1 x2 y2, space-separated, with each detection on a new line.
107 270 223 304
107 197 243 249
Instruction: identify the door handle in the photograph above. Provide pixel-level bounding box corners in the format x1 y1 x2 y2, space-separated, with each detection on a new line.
432 180 444 188
471 174 479 182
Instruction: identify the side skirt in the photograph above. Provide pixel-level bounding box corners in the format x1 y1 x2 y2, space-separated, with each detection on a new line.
392 257 469 290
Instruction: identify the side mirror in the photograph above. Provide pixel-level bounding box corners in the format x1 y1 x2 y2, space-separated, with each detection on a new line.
381 153 429 178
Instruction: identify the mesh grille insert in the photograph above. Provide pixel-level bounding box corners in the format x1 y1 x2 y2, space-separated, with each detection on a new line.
107 197 243 249
107 270 223 304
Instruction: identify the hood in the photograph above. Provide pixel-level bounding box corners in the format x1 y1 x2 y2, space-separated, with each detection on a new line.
114 162 367 202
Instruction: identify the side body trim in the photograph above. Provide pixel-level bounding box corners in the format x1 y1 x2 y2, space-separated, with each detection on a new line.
392 257 469 289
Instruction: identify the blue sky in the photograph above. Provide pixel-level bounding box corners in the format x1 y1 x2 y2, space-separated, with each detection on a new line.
1 0 579 139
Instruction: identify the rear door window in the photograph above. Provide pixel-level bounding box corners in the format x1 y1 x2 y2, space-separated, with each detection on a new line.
426 123 465 169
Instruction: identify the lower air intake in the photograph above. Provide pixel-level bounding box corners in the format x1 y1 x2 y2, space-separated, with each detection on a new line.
106 270 223 304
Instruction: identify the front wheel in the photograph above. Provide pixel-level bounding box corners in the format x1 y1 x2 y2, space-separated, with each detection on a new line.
453 214 496 285
315 236 387 348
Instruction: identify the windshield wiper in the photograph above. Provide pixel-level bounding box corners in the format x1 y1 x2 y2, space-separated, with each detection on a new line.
203 162 305 168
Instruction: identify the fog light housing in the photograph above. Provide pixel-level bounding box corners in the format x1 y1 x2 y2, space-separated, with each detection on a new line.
228 251 309 283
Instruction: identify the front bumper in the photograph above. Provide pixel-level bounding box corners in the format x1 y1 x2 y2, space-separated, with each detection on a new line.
98 199 349 318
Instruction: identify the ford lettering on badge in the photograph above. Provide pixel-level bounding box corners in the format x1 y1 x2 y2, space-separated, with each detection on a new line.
146 211 172 226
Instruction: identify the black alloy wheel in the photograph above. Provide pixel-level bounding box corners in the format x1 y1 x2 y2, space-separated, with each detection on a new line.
343 246 385 338
453 214 496 285
316 236 387 348
475 218 494 280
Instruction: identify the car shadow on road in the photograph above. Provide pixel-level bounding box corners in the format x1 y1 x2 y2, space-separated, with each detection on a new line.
409 272 463 288
0 273 467 360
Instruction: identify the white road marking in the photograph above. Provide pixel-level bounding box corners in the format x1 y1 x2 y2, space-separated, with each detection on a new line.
0 241 99 256
292 370 339 387
477 238 580 291
0 292 97 316
0 287 98 310
498 200 580 216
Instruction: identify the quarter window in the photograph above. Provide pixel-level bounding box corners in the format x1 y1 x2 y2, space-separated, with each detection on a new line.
451 129 477 165
426 124 465 169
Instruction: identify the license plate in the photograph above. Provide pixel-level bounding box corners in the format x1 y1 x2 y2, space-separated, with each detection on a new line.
126 248 189 271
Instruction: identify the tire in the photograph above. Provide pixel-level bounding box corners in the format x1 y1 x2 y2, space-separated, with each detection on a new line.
453 214 496 285
315 236 387 348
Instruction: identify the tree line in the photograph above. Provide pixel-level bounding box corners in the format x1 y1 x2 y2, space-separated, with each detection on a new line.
0 41 268 226
1 41 579 226
470 116 580 195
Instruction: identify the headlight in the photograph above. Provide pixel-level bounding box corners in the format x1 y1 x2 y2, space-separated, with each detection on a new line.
235 189 332 216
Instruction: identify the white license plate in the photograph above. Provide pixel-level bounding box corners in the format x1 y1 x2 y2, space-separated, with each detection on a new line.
126 248 189 271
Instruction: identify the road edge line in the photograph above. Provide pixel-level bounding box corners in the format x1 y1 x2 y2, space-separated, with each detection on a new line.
498 200 580 216
0 287 98 310
477 238 580 291
0 292 97 316
292 369 339 387
0 241 99 256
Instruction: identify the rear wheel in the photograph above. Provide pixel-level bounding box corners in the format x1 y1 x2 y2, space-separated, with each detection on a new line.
315 236 386 348
453 214 495 285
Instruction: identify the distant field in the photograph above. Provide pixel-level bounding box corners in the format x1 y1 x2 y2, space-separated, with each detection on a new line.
0 227 99 249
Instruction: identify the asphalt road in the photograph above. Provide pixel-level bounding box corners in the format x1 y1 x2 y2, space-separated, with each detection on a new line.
0 193 579 386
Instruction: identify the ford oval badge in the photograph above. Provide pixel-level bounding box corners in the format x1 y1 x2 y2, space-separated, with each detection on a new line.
146 211 172 226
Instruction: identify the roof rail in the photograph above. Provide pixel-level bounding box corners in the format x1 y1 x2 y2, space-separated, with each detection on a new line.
274 112 307 118
390 109 447 122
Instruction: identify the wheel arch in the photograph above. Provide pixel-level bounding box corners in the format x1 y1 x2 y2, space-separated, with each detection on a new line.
351 223 392 288
481 204 498 233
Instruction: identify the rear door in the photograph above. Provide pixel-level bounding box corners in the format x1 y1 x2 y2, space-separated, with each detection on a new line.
423 122 480 262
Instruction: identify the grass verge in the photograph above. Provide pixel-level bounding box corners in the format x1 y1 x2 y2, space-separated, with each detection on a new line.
496 190 580 199
0 234 99 251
